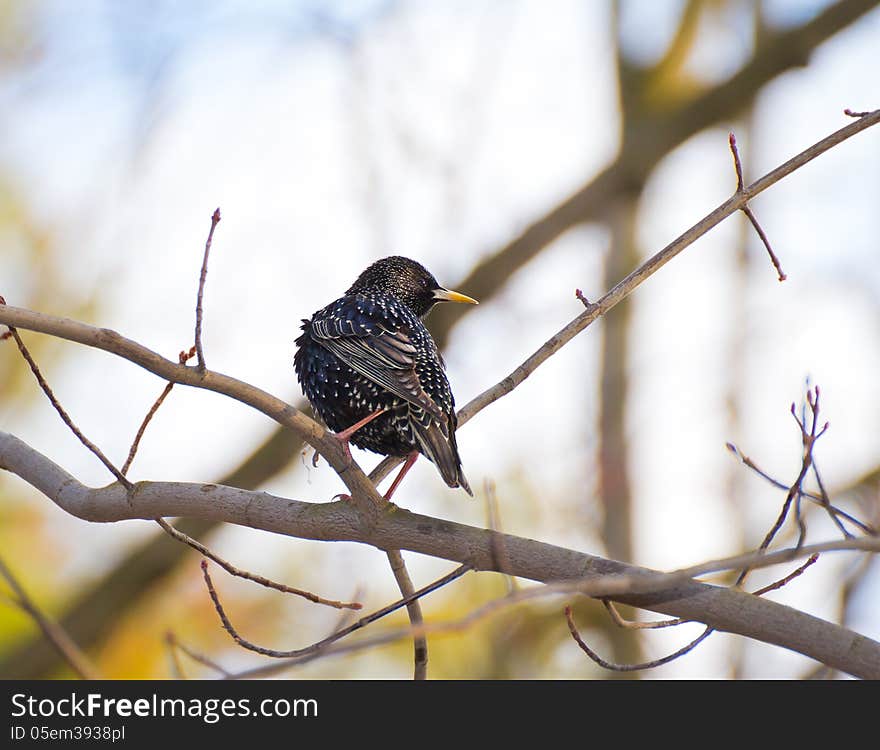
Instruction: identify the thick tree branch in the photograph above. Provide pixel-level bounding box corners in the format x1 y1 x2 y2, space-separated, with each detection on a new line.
2 431 879 679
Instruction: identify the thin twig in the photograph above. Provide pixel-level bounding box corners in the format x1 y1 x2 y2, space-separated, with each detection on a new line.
589 470 825 674
229 546 822 679
752 554 820 596
729 132 786 281
793 388 830 547
202 560 469 660
194 208 221 372
565 606 713 672
327 586 365 634
811 455 853 539
157 519 360 610
0 555 101 680
725 443 873 534
0 296 131 489
588 553 819 670
226 574 634 679
602 600 685 630
736 387 827 585
122 346 196 475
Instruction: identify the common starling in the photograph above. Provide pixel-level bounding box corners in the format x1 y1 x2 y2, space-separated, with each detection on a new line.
294 256 477 499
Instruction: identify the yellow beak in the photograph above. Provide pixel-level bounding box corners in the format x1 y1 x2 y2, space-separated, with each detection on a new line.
433 288 479 305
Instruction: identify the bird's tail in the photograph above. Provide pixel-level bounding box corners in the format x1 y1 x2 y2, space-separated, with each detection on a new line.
411 414 473 496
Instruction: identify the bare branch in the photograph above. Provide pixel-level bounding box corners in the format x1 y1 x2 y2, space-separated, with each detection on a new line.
155 519 360 610
588 549 820 672
736 387 829 585
602 601 685 630
194 208 221 372
575 288 591 308
202 560 469 661
565 606 713 672
0 296 131 489
3 432 879 678
728 131 785 280
725 442 873 535
752 554 820 596
122 346 196 475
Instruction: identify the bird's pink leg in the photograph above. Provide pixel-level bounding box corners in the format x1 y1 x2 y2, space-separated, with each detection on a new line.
315 407 388 467
331 450 418 504
335 407 388 444
383 451 420 501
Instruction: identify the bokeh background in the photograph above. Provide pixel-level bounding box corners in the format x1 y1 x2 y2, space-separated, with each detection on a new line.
1 0 879 679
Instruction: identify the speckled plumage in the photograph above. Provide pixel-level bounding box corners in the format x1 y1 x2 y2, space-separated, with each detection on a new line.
294 256 473 495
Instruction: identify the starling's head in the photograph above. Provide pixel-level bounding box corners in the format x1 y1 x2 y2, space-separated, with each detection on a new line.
347 256 478 318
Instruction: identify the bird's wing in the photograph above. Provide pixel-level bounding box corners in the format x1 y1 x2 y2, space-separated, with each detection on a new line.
309 299 445 421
